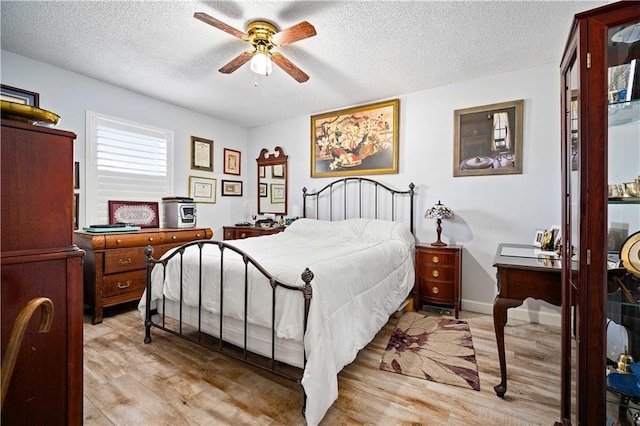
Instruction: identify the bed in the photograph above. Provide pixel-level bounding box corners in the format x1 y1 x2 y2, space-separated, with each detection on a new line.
139 177 415 425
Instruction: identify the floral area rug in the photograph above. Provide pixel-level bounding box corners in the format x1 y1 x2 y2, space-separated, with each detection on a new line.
380 311 480 391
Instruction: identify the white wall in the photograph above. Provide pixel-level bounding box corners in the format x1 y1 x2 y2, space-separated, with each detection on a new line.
2 49 564 324
247 63 564 324
1 50 248 237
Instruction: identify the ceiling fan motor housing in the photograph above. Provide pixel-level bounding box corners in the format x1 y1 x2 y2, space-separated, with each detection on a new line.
247 21 278 51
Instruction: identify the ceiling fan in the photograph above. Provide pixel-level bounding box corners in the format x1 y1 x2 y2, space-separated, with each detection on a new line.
194 12 317 83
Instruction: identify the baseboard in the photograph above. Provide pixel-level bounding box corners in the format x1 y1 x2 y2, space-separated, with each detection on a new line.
461 299 562 328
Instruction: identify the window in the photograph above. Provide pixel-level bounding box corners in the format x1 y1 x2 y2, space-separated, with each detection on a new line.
86 111 173 225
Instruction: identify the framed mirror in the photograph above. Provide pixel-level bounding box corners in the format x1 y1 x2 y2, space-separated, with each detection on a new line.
257 146 288 215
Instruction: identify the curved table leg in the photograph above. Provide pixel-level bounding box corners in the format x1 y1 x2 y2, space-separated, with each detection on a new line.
493 295 524 397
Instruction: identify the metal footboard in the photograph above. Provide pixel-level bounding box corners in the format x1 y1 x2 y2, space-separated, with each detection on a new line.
143 240 314 401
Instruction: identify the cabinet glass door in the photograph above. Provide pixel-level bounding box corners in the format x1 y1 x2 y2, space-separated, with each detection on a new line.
606 17 640 424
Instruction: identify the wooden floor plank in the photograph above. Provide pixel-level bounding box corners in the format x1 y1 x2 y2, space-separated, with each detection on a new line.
84 304 570 425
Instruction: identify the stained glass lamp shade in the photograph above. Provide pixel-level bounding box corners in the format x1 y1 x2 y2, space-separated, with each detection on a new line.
424 200 454 247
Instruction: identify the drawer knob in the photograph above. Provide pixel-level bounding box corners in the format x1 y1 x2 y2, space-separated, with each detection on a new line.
432 270 440 278
432 286 440 294
196 233 201 238
118 258 132 265
432 256 440 263
172 235 177 240
148 237 154 242
117 281 131 289
240 233 246 238
116 239 122 244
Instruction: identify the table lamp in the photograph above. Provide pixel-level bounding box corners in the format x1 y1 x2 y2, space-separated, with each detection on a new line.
424 200 454 246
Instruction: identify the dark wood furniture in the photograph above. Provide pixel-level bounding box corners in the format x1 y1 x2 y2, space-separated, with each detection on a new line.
415 244 462 318
0 119 84 425
223 225 283 240
74 227 212 324
559 3 640 425
492 243 563 398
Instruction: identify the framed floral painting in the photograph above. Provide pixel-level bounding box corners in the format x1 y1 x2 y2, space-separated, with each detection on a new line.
310 99 399 177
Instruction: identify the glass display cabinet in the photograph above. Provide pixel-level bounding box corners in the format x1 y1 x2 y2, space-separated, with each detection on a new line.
560 2 640 425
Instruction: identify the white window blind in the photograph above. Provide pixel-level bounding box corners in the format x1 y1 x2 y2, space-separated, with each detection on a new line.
86 111 173 225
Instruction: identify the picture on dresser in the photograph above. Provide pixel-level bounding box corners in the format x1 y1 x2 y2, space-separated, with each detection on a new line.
453 99 523 177
108 200 159 227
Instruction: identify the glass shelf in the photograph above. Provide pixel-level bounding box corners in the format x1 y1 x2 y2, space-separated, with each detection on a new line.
609 98 640 127
609 197 640 204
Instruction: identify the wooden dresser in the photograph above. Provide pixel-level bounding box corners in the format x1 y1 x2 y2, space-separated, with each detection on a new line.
415 244 462 318
223 225 283 240
1 119 84 425
74 227 212 324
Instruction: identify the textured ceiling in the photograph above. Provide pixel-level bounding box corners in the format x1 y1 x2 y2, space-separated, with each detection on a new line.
1 1 607 128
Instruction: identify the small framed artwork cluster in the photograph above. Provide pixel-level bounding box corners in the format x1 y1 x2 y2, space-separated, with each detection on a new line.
188 135 243 203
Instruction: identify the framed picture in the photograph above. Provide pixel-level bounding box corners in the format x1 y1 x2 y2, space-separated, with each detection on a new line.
272 164 285 178
259 182 268 197
310 98 399 177
189 175 217 203
73 193 79 230
223 148 241 175
74 161 80 189
108 200 159 227
221 179 242 196
533 229 545 247
0 84 39 107
190 136 214 172
259 165 265 178
270 183 285 204
453 99 524 177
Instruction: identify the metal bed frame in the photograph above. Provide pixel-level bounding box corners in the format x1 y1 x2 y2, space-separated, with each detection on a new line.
142 178 415 417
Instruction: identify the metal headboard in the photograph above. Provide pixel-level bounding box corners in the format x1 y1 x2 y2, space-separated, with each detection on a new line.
302 177 416 235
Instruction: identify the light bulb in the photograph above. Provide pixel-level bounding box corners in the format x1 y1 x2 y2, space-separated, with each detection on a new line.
250 51 272 76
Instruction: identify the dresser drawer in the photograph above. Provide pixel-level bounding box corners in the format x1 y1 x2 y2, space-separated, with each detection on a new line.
418 264 455 282
103 270 146 298
105 231 165 249
419 279 454 301
104 248 147 274
417 251 457 266
165 229 209 243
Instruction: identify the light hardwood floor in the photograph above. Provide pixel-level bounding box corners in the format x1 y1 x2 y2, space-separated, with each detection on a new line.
83 303 568 425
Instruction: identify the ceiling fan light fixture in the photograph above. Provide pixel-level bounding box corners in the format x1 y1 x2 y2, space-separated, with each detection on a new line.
250 45 272 76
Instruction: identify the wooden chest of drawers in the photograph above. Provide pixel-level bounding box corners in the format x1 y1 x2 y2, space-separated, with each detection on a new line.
74 227 212 324
223 225 282 240
415 244 462 318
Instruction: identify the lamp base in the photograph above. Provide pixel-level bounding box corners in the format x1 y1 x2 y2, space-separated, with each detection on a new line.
431 240 447 247
431 219 447 247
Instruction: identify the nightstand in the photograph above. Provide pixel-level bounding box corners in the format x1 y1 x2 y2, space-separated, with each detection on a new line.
415 244 462 318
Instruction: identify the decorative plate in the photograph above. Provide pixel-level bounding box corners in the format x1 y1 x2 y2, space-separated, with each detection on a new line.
0 100 60 127
620 231 640 278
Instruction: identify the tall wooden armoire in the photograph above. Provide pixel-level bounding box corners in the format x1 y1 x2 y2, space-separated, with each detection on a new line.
1 118 84 424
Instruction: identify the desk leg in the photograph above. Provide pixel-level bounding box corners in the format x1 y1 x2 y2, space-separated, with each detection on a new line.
493 295 524 397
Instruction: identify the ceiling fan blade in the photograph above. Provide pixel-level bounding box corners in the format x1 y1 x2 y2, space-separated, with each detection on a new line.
219 51 253 74
194 12 247 40
271 21 316 46
271 52 310 83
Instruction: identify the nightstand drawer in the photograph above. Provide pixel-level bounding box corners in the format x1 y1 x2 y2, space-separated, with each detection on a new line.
419 279 454 300
104 248 147 274
418 265 455 282
417 251 457 266
103 270 146 298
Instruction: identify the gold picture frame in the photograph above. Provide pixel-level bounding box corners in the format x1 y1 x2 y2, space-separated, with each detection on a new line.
188 175 217 203
270 183 285 204
190 136 214 172
310 99 399 177
453 99 524 177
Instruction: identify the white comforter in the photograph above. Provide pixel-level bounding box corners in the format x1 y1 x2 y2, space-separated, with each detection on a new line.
139 218 415 425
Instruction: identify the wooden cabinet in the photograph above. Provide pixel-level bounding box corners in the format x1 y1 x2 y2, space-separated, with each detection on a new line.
559 3 640 424
414 244 462 318
0 119 84 425
223 225 283 240
74 227 212 324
